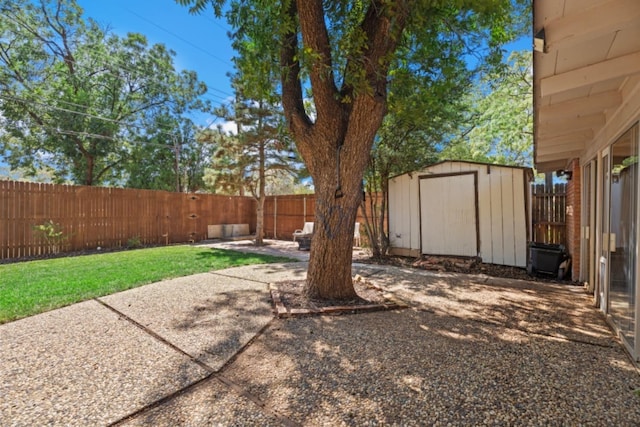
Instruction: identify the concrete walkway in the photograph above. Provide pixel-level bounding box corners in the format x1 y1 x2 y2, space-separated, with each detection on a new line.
1 241 640 425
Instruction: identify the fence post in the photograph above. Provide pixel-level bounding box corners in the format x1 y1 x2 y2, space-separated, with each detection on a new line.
273 196 277 239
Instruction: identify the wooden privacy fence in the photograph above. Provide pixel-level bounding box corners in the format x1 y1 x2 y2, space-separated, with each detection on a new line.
0 180 255 260
262 194 375 241
1 179 382 260
531 182 567 245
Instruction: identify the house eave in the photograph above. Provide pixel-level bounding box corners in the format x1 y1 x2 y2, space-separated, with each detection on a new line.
533 0 640 171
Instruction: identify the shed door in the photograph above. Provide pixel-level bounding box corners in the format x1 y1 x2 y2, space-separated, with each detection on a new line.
419 173 478 257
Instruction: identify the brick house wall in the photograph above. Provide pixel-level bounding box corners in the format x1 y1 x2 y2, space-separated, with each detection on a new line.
565 159 581 281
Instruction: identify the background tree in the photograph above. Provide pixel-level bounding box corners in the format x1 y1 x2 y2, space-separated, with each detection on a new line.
178 0 529 300
441 50 533 166
0 0 209 186
201 130 247 196
126 116 212 192
199 83 297 245
265 170 313 195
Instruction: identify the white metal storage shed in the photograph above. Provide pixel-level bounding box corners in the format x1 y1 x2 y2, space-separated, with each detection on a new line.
388 160 533 267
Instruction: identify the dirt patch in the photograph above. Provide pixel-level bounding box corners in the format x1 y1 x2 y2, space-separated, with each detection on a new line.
360 254 572 284
270 276 407 317
275 277 387 310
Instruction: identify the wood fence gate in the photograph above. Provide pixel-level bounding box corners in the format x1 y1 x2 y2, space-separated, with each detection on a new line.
531 182 567 245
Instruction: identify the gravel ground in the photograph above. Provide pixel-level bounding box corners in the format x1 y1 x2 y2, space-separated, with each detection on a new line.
222 310 640 426
353 265 616 347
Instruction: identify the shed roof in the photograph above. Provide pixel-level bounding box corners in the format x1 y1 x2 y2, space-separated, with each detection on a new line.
390 160 533 180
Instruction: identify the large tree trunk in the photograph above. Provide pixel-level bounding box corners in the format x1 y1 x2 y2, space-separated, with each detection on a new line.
280 0 409 300
304 97 385 299
305 158 362 299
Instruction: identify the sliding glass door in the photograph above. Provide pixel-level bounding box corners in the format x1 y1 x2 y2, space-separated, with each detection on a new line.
608 125 638 347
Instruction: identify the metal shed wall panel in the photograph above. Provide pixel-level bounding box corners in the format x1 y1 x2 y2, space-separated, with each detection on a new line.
388 172 422 253
389 161 529 267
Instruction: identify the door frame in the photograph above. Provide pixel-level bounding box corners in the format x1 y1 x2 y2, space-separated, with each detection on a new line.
581 159 597 297
597 146 611 313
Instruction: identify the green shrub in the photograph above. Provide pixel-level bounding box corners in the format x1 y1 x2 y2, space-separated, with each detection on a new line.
127 236 142 249
32 220 70 254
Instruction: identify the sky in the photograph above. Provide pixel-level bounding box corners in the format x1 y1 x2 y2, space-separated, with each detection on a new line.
78 0 237 129
77 0 531 127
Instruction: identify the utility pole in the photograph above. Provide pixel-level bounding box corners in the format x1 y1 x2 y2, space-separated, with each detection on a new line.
173 135 181 193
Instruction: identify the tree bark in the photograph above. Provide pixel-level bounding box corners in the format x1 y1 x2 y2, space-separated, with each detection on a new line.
303 95 387 299
84 154 94 186
256 194 265 245
281 0 409 300
255 140 266 245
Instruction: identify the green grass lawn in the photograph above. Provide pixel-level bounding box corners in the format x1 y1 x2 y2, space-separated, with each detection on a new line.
0 245 295 324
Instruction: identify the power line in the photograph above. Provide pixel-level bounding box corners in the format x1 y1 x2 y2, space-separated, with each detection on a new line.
0 93 138 127
73 53 235 100
1 90 231 131
0 9 235 102
204 86 234 98
0 93 180 138
1 93 227 143
124 7 232 68
43 126 183 151
204 15 231 34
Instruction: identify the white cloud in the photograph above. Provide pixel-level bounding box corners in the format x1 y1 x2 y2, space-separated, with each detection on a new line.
219 120 238 135
207 119 237 135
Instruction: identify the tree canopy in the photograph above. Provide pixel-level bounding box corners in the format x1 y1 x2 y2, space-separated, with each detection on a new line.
441 50 533 166
0 0 210 186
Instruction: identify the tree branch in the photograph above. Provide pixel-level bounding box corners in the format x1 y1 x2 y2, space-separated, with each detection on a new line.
295 0 340 125
348 0 410 100
43 0 76 76
94 157 125 183
280 1 312 155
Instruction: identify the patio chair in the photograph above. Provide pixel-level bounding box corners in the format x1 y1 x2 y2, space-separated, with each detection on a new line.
293 222 314 241
354 222 361 247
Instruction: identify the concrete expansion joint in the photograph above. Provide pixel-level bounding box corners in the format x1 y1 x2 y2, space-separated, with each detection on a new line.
94 298 214 373
108 373 216 426
95 297 290 426
207 270 270 284
215 373 301 427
